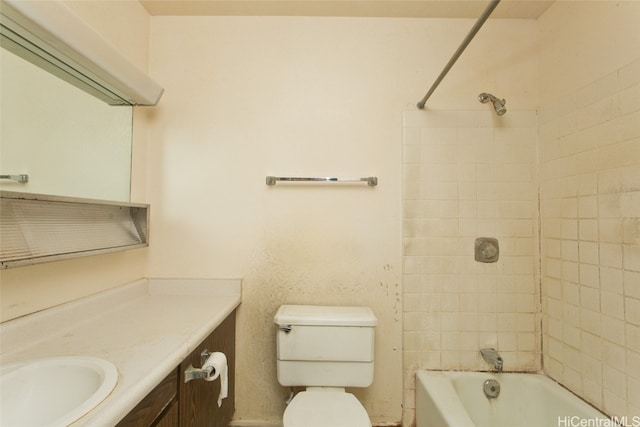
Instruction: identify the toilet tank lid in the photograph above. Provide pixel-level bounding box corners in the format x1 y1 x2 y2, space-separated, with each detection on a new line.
274 305 377 327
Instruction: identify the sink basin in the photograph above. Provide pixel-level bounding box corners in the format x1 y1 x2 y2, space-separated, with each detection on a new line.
0 356 118 427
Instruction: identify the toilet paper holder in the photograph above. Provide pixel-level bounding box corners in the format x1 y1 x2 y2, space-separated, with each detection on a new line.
184 349 215 383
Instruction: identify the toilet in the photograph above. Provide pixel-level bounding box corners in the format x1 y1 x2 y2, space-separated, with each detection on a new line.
274 304 377 427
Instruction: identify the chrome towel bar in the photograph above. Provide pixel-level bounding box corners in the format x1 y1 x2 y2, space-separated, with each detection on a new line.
0 174 29 183
266 176 377 186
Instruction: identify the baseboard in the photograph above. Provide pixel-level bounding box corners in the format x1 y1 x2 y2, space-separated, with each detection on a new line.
229 421 400 427
229 421 401 427
228 421 282 427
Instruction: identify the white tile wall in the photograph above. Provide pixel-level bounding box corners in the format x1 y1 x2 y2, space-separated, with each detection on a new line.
402 110 540 425
540 57 640 421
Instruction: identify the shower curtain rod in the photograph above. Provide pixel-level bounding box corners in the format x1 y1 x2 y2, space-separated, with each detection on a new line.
416 0 501 110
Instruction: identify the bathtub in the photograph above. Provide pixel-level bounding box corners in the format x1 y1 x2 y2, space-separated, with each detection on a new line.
416 371 611 427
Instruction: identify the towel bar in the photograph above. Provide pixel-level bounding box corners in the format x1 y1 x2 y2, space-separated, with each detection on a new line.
266 176 377 186
0 174 29 183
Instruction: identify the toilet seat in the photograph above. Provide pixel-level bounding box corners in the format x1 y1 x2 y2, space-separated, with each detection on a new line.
283 390 371 427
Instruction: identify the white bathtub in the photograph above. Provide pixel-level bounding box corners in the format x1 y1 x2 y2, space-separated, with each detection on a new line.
416 371 611 427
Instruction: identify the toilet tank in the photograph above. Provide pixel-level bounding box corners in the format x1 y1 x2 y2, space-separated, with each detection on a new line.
274 305 377 387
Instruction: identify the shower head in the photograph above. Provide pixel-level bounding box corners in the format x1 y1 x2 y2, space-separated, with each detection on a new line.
479 93 507 116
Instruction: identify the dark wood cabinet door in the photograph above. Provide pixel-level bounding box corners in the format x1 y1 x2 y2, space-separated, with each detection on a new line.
156 402 179 427
116 368 178 427
179 311 236 427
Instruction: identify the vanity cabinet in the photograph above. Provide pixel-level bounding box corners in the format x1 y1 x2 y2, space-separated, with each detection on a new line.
117 310 236 427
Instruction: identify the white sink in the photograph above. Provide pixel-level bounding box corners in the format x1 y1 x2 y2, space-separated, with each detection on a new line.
0 356 118 427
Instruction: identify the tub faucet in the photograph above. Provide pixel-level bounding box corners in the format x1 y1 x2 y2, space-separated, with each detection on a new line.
480 348 503 372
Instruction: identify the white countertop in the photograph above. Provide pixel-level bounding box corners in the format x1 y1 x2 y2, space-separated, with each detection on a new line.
0 278 242 426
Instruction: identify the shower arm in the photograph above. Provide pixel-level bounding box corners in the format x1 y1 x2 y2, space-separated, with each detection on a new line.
416 0 501 110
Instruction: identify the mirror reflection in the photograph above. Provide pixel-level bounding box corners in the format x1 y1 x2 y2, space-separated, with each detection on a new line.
0 47 133 202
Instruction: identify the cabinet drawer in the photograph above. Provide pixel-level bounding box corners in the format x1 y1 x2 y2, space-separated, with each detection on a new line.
116 368 178 427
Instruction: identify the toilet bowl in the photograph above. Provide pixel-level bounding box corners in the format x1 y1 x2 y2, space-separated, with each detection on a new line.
283 389 370 427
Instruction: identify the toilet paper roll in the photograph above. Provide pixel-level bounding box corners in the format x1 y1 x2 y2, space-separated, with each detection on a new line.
202 352 228 407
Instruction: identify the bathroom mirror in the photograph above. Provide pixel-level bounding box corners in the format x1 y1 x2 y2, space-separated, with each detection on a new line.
0 46 133 202
0 0 161 268
0 0 162 202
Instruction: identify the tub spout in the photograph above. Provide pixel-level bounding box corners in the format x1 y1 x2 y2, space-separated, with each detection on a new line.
480 348 503 372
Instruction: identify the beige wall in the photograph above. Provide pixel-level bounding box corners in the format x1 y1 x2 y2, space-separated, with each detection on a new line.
147 16 537 425
538 0 640 420
146 16 404 425
0 0 152 322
